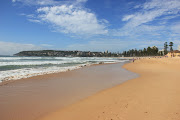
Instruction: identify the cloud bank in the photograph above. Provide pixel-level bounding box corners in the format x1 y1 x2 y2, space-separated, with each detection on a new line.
12 0 87 6
0 41 42 55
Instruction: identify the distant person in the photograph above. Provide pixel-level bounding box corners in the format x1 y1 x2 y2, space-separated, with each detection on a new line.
133 58 134 63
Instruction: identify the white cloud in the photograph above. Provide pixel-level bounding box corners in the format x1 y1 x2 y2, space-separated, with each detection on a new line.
143 0 180 11
36 5 108 35
26 14 35 18
0 41 42 55
112 24 165 37
122 15 135 21
28 19 41 23
126 0 180 25
37 0 61 5
12 0 16 3
12 0 88 6
15 0 108 36
19 13 41 23
12 0 63 5
76 0 87 3
75 0 87 4
116 0 180 37
40 44 53 47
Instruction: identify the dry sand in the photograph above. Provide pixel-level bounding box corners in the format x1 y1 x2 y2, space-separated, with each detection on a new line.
39 57 180 120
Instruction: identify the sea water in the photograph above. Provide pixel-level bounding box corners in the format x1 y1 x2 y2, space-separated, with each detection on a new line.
0 56 129 82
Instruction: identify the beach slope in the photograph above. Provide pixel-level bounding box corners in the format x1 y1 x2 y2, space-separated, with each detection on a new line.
39 58 180 120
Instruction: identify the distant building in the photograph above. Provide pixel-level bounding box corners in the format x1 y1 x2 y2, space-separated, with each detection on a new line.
158 49 165 55
167 50 180 57
178 45 180 51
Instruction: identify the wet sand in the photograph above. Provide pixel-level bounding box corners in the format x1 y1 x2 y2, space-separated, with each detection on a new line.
0 62 138 120
39 58 180 120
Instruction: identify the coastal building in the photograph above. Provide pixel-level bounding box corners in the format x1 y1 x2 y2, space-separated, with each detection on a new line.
105 50 108 54
166 50 180 57
178 45 180 51
158 49 165 55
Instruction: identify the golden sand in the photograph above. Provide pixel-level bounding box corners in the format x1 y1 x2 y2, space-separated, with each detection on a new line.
39 58 180 120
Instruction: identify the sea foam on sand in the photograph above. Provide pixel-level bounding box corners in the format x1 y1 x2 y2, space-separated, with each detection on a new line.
0 57 129 83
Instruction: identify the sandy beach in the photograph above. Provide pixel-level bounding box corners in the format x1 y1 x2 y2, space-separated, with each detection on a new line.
2 0 180 119
0 62 137 120
39 57 180 120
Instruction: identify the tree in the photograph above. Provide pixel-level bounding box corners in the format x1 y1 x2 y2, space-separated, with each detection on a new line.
123 51 127 57
143 48 147 56
135 49 138 56
140 50 143 56
147 46 152 56
169 42 174 51
151 46 158 56
164 42 168 55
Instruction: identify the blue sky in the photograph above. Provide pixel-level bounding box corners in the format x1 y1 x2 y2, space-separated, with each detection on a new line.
0 0 180 55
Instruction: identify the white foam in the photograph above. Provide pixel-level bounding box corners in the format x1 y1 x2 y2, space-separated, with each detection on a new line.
0 65 85 82
0 57 124 66
0 57 129 83
0 61 80 66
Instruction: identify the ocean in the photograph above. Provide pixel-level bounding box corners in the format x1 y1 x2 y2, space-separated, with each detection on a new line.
0 56 129 83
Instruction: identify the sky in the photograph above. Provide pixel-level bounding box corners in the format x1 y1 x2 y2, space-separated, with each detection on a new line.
0 0 180 55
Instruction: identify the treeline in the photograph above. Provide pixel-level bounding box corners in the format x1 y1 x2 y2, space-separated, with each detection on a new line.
121 46 163 57
121 42 174 57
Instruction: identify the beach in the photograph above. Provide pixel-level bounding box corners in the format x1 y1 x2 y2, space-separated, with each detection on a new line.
0 62 137 120
2 0 180 119
38 57 180 120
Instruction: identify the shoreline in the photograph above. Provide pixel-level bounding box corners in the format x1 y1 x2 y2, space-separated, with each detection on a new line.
0 62 119 86
0 56 160 85
0 61 137 120
0 63 89 85
0 56 159 85
39 57 180 120
0 56 129 84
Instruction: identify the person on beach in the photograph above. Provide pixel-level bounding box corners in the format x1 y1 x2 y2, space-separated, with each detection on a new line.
133 58 134 63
